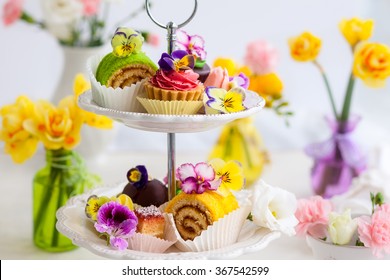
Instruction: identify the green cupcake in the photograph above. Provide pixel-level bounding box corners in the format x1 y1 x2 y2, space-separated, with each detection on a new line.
95 27 158 89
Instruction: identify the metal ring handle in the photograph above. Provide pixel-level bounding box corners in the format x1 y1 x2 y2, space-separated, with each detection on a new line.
145 0 198 29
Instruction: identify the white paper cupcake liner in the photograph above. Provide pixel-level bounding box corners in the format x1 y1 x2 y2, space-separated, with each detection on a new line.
87 54 146 113
137 97 203 115
127 213 177 253
168 202 252 252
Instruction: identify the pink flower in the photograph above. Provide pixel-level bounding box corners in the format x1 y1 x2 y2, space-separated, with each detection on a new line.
176 162 221 194
358 204 390 258
244 40 279 75
295 196 333 238
80 0 101 16
176 29 206 61
145 33 160 47
2 0 23 26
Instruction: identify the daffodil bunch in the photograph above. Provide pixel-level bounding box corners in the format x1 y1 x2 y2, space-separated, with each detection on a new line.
0 74 113 163
288 17 390 123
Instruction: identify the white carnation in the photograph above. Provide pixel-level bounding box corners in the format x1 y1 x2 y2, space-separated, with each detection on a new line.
250 180 298 236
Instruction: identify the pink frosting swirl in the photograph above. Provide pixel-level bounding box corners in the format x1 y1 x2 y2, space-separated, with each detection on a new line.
150 70 201 91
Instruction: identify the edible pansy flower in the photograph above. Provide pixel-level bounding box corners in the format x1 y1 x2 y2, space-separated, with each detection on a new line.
204 86 246 114
208 158 245 191
229 73 249 89
85 195 110 221
158 50 195 72
175 29 207 61
111 27 143 57
176 162 221 194
94 201 138 250
127 165 148 189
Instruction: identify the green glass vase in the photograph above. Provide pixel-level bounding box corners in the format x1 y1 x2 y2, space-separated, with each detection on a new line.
33 148 99 252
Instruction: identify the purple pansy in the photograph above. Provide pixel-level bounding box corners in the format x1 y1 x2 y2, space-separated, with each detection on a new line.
94 201 138 250
127 165 148 189
176 162 221 194
229 73 249 89
158 50 195 72
175 29 207 61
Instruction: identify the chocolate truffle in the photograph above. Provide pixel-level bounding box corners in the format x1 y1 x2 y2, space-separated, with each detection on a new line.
122 165 168 207
194 62 210 83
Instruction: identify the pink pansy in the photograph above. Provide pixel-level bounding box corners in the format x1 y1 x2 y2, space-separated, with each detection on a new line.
244 40 279 75
358 204 390 258
295 195 333 238
2 0 23 26
177 162 220 194
176 29 206 61
80 0 101 16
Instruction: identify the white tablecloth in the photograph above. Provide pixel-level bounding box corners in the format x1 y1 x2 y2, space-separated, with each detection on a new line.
0 149 315 260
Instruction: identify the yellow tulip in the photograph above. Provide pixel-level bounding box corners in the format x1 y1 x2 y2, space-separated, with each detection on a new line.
288 31 322 62
0 96 39 163
73 74 113 129
24 96 82 150
213 57 238 76
249 73 283 107
339 18 374 47
353 42 390 88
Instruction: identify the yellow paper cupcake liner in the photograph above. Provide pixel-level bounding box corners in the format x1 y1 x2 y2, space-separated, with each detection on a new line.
137 97 203 115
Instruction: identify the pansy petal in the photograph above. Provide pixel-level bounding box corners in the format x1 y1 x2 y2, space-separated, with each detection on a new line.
194 162 215 181
159 56 175 71
208 158 226 175
190 35 205 49
197 181 210 194
172 49 188 60
208 178 222 191
224 88 246 113
177 163 196 181
181 177 198 194
176 29 190 45
177 55 195 70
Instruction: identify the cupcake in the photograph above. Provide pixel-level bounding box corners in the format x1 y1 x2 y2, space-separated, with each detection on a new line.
138 50 204 115
175 29 210 83
88 27 158 112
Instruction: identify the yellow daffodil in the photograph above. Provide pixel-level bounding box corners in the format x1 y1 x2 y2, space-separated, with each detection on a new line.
0 96 39 163
85 195 111 221
353 42 390 88
339 18 374 47
73 74 113 129
288 32 322 62
24 96 82 150
213 57 238 76
209 158 245 191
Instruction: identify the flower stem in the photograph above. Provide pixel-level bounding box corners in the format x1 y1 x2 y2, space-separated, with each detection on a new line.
340 73 356 122
313 60 339 120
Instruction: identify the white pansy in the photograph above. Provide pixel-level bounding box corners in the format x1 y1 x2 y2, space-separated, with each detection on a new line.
41 0 83 41
328 209 358 245
250 180 298 236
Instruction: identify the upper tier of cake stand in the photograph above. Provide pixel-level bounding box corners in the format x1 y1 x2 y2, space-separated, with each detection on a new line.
78 90 265 133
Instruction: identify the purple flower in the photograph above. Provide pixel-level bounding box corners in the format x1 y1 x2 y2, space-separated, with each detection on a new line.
94 201 138 250
229 73 249 89
176 29 207 61
158 50 195 72
176 162 221 194
127 165 148 189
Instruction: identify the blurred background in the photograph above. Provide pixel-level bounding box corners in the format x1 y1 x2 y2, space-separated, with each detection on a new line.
1 0 389 159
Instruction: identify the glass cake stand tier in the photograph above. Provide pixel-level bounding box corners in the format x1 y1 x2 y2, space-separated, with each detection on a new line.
78 90 265 133
56 183 280 260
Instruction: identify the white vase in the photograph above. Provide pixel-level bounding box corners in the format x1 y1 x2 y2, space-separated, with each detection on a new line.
52 44 117 159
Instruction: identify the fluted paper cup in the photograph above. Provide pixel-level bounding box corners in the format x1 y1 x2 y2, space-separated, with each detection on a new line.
127 213 177 253
137 97 203 115
87 54 146 113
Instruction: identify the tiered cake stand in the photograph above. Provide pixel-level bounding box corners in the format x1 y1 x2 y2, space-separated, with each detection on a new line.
56 0 281 259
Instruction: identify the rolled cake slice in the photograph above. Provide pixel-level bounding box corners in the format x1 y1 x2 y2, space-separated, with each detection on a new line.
164 189 238 241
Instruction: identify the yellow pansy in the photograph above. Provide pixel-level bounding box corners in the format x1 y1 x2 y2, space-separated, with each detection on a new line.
0 96 39 163
113 194 134 211
353 42 390 88
249 73 283 107
209 158 245 191
288 31 322 62
213 57 238 76
339 18 374 47
73 74 113 129
85 195 110 221
24 96 83 150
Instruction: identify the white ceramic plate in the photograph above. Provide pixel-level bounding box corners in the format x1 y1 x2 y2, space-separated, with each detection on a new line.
56 183 280 260
77 90 265 133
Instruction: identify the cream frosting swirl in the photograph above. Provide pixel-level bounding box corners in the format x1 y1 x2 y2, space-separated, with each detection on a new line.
150 70 201 91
